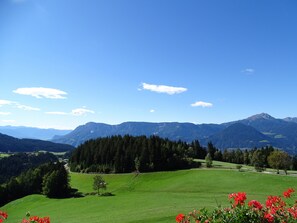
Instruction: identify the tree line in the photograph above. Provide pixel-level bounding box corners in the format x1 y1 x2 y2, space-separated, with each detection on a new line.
0 162 71 207
0 152 58 184
69 135 203 173
69 135 297 174
204 142 297 173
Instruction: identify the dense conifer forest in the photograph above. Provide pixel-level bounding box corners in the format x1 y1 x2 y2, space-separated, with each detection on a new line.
0 162 70 206
69 135 297 174
0 152 58 184
69 135 203 173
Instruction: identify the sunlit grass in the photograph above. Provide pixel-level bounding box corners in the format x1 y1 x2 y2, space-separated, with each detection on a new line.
0 153 10 159
2 168 297 223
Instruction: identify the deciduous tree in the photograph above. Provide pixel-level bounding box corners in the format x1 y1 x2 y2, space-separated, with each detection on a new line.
268 150 291 174
93 175 107 195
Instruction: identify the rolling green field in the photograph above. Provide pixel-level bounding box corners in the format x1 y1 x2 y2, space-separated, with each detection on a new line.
2 166 297 223
0 153 10 158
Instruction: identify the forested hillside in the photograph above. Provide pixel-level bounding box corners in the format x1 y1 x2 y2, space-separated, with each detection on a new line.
0 152 58 184
69 135 204 173
0 162 70 207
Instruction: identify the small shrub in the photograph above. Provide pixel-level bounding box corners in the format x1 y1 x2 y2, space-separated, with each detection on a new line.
84 192 97 196
100 192 114 196
236 164 242 171
205 153 212 168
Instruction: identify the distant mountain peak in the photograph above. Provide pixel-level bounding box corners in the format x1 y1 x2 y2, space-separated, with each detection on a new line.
283 117 297 123
247 113 275 121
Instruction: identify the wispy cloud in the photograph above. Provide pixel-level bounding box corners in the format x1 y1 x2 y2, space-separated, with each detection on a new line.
242 68 255 74
0 112 11 116
1 120 16 123
46 107 95 116
13 87 67 99
0 100 13 106
71 108 95 116
191 101 213 108
0 99 40 111
140 83 187 95
150 109 155 113
15 104 40 111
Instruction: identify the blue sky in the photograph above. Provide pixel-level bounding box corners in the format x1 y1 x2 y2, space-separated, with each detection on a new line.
0 0 297 129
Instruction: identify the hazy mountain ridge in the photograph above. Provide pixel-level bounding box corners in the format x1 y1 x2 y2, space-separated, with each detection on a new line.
0 133 74 152
283 117 297 123
0 126 71 140
52 122 224 147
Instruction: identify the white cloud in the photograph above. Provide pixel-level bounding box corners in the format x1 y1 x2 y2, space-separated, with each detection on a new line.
191 101 213 108
15 104 40 111
0 99 40 111
13 87 67 99
71 108 95 116
0 112 11 115
141 83 187 95
150 109 155 113
1 120 16 123
45 108 95 116
0 100 13 107
242 68 255 74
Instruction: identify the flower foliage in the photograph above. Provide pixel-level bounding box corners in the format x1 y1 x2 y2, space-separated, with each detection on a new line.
0 211 50 223
176 188 297 223
21 212 50 223
21 216 50 223
0 211 8 223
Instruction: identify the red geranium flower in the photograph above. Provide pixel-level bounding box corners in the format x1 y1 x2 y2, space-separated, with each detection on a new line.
0 211 8 223
283 188 295 198
248 200 263 210
25 216 50 223
229 192 246 207
0 211 8 220
264 212 274 223
176 213 185 223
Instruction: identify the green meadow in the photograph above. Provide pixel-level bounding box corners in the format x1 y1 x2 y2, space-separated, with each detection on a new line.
2 164 297 223
0 153 10 158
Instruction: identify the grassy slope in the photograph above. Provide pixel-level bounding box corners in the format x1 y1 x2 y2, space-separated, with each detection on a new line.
0 153 10 158
2 166 297 223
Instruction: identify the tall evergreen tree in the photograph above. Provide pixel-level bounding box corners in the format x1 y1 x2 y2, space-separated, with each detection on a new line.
42 163 70 198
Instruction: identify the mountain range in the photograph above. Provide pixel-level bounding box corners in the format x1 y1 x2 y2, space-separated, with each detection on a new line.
50 113 297 154
2 113 297 154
